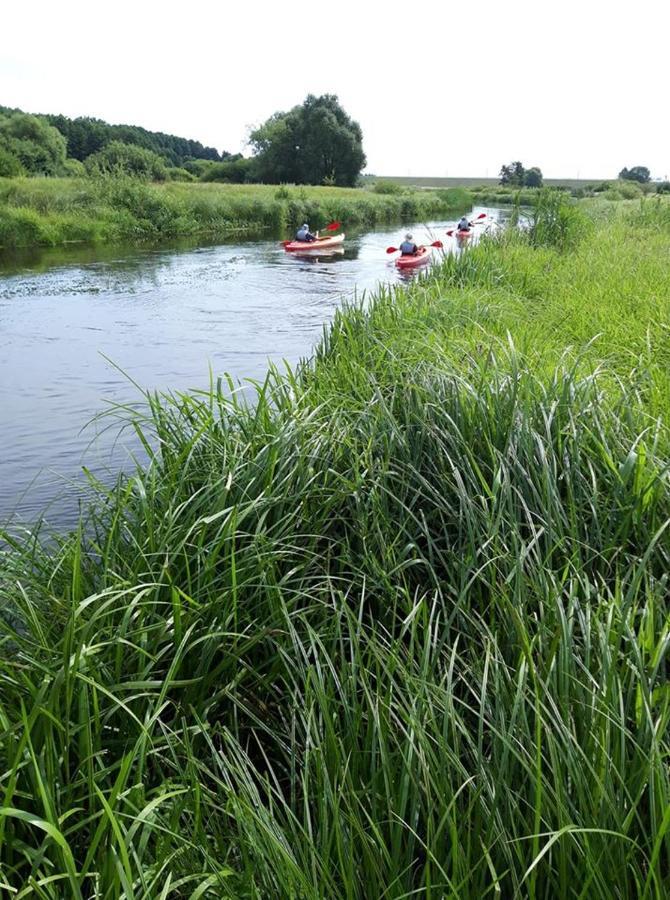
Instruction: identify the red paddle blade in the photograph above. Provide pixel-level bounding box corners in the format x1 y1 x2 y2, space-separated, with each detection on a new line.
325 221 341 231
445 230 454 237
476 213 487 219
386 246 399 254
431 240 443 249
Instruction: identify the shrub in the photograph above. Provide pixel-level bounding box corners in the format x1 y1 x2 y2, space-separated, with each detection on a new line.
200 158 254 184
0 112 67 175
436 187 473 209
167 166 196 182
655 181 670 194
616 179 643 199
61 158 86 177
85 141 168 181
372 179 404 195
0 145 25 177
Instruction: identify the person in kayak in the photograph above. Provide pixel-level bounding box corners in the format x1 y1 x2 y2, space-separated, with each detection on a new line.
295 223 317 242
399 233 419 255
457 215 473 233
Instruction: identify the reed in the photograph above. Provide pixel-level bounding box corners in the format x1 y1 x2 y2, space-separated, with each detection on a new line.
0 177 466 249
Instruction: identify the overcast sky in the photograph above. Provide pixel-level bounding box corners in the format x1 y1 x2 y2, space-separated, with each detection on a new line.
2 0 668 179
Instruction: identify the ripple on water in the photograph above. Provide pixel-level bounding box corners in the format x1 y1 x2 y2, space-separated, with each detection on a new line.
0 209 512 527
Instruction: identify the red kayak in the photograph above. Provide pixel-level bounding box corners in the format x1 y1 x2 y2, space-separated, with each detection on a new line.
395 246 431 269
455 229 473 239
283 233 345 252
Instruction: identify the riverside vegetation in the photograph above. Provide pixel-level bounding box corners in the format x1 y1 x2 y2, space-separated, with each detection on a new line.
1 194 670 897
0 177 470 250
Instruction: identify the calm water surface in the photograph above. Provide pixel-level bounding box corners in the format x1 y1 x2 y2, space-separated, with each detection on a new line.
0 208 508 528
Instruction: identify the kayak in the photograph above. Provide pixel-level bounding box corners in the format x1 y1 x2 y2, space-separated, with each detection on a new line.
283 233 345 252
455 229 473 239
395 246 431 269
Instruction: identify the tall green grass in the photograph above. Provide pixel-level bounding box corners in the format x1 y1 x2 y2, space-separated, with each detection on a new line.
0 177 465 250
1 198 669 897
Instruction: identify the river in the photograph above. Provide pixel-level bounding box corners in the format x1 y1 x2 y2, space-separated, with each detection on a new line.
0 207 509 529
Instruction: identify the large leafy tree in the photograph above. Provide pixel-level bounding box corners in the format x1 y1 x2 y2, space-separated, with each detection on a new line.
524 166 543 188
619 165 651 184
499 161 525 186
249 94 366 186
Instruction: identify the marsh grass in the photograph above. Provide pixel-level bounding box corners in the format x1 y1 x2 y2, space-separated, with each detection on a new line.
1 198 669 897
0 177 465 249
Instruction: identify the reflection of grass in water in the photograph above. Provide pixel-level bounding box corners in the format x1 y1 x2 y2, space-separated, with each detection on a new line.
0 176 470 250
1 197 670 896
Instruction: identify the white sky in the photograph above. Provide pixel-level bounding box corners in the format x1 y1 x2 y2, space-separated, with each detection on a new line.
1 0 668 180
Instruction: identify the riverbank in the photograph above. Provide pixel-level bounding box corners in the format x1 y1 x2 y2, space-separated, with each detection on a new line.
0 177 470 249
1 196 669 897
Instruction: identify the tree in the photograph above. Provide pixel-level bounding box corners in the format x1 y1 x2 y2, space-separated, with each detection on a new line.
499 161 525 186
84 141 168 181
249 94 366 187
619 166 650 184
46 114 225 166
523 167 543 188
0 112 67 175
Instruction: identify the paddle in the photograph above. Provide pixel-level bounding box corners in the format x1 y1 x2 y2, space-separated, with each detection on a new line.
446 212 487 237
280 221 341 246
386 240 443 254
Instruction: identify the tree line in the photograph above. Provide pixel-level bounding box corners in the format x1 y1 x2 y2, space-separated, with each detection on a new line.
499 160 664 189
0 96 366 187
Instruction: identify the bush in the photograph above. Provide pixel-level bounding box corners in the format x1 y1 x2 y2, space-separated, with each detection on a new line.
616 179 643 199
85 141 168 181
372 180 404 195
200 158 254 184
436 187 473 209
0 112 67 175
61 158 86 177
183 159 219 178
655 181 670 194
167 166 196 182
0 145 25 177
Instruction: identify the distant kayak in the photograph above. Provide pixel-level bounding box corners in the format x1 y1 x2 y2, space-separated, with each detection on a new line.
395 246 431 269
455 229 473 239
284 234 345 252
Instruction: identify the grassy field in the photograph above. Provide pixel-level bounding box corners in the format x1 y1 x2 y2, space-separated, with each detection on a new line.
1 194 669 897
0 177 467 250
362 174 608 190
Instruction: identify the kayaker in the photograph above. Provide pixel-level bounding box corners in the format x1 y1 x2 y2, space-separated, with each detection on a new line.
457 215 472 233
295 223 317 243
399 233 418 256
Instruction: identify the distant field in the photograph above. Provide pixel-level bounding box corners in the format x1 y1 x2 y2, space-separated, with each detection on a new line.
362 175 608 190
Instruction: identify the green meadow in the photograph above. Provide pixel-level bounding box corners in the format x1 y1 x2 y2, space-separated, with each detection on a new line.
1 194 669 897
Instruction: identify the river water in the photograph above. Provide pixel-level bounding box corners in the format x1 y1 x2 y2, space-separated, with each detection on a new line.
0 207 509 528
